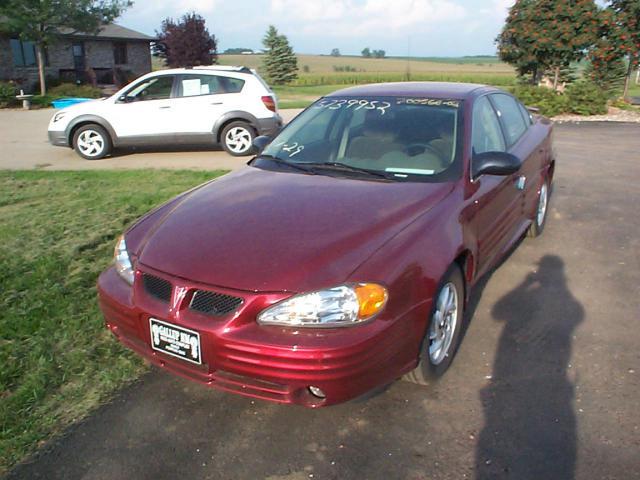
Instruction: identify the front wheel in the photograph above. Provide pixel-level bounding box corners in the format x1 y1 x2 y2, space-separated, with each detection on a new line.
72 124 112 160
528 179 550 238
404 266 465 385
220 121 255 157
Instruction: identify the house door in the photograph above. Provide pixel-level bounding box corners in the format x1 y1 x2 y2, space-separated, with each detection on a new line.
72 42 85 82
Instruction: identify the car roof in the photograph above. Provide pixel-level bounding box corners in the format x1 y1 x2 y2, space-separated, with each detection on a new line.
153 66 253 75
326 82 499 100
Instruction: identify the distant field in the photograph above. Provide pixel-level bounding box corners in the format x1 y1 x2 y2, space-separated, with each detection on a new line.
219 54 514 75
220 54 516 106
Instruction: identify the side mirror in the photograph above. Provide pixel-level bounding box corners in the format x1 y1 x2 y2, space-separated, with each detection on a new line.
252 135 272 154
118 95 132 103
472 151 521 179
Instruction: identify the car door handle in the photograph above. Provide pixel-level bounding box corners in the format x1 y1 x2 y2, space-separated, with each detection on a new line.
210 102 223 105
159 106 171 109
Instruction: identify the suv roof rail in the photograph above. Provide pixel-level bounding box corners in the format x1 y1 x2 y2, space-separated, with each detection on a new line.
193 65 253 74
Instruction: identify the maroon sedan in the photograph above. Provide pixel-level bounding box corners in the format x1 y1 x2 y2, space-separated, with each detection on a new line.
98 82 554 407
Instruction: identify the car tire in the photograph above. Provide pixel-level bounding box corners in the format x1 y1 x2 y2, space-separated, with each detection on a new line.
528 179 550 238
220 121 256 157
72 124 112 160
404 265 465 385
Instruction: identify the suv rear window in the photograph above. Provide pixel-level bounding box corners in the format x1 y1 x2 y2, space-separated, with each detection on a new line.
177 74 245 97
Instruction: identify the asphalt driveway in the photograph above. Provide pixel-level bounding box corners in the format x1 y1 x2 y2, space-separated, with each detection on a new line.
0 108 302 171
5 122 640 480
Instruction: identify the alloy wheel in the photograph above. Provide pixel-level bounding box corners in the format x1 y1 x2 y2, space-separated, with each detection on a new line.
429 282 459 365
225 127 252 154
76 130 105 158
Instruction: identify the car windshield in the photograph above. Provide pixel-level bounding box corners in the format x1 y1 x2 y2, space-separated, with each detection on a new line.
259 96 463 182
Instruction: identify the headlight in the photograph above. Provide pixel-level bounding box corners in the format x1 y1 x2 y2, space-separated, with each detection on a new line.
53 111 66 123
114 235 134 285
257 283 388 328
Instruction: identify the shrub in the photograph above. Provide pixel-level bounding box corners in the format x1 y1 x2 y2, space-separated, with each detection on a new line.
0 82 18 108
512 86 568 117
565 81 608 115
48 83 102 99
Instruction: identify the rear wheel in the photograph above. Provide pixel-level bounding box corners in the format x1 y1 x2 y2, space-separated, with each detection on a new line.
404 266 465 385
221 121 255 157
72 124 112 160
528 179 549 238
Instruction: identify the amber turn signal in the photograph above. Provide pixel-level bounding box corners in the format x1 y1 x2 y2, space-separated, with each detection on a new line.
354 283 388 319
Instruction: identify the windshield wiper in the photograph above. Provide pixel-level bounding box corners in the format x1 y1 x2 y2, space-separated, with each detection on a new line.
304 162 393 181
255 154 316 174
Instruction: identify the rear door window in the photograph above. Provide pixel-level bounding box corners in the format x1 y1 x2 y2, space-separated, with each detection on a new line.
518 101 533 125
490 94 528 147
178 74 245 97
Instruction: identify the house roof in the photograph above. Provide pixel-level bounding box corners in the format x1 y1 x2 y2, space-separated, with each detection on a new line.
58 24 155 42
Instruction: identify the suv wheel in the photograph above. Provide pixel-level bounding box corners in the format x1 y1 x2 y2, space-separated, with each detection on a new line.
72 124 112 160
221 121 255 157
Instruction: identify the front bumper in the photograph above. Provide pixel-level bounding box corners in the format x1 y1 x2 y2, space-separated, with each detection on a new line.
48 130 69 147
98 265 423 407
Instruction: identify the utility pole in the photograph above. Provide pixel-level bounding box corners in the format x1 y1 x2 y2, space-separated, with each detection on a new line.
406 35 412 81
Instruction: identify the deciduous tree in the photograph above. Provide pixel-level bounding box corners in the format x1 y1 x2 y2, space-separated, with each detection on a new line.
0 0 131 95
497 0 600 88
155 12 217 68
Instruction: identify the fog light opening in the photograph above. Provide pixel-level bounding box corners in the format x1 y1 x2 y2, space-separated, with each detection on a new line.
308 386 326 399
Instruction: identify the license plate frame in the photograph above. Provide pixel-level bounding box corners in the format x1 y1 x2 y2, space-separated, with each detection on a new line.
149 318 202 365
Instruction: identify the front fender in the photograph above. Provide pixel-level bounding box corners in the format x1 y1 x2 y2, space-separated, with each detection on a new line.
65 115 118 146
347 185 467 361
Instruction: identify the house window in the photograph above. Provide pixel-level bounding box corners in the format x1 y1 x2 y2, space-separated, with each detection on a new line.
114 42 127 65
10 39 37 67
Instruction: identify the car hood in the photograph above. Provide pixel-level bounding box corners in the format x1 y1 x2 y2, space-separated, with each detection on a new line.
133 168 454 293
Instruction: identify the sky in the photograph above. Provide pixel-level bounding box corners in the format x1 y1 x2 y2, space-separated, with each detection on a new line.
118 0 515 57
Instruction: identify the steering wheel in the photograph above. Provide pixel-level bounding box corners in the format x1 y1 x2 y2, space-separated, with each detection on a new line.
404 142 445 160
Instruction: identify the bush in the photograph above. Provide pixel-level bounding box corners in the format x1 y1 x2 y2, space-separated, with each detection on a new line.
565 81 608 115
48 83 102 99
512 86 568 117
0 82 18 108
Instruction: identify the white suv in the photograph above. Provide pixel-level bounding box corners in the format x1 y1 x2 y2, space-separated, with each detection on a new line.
48 66 282 159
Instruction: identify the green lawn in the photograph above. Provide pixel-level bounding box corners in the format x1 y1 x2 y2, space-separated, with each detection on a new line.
0 170 226 474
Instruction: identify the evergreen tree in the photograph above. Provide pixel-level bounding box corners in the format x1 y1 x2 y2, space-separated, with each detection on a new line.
262 25 298 85
600 0 640 97
497 0 600 88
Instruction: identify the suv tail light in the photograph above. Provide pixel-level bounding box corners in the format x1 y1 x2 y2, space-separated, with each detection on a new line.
261 95 276 112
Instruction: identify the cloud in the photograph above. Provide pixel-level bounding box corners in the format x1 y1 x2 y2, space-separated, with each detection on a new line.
269 0 467 36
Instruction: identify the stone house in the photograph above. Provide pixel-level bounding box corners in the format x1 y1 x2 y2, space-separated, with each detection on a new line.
0 24 154 90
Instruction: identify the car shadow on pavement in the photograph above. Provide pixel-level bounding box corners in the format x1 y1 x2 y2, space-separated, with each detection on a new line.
475 255 583 480
110 144 224 157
